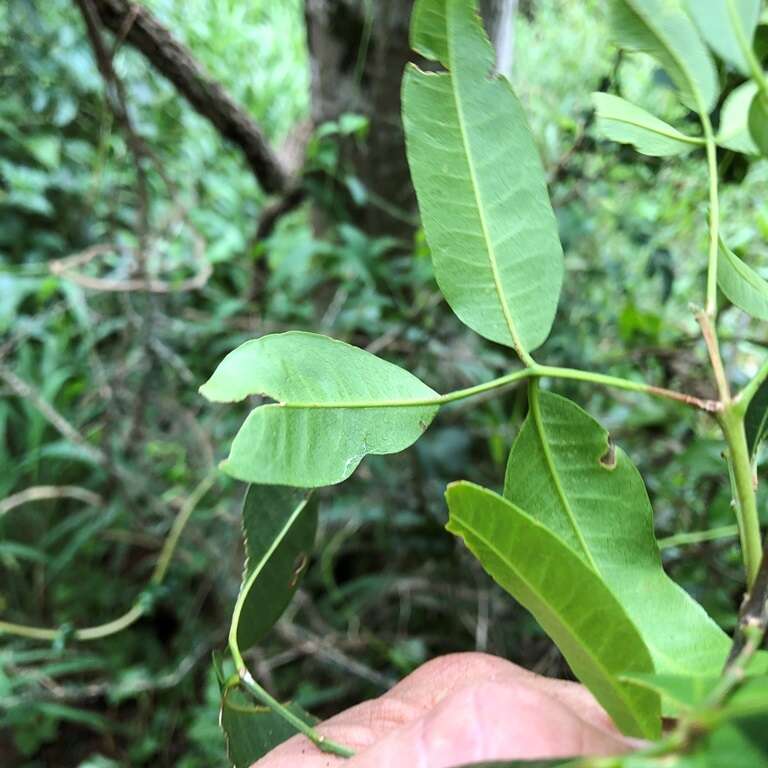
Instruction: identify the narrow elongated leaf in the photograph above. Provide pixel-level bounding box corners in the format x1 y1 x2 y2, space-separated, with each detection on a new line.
685 0 761 75
745 380 768 458
749 92 768 156
608 0 718 112
718 81 760 154
411 0 448 64
234 485 317 653
504 390 730 676
718 238 768 320
621 673 717 714
591 92 703 156
200 332 439 487
221 687 316 768
446 482 660 739
403 0 564 355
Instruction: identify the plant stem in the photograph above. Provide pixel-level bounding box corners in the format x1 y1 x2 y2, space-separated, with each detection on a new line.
0 473 215 642
701 112 720 318
720 405 763 587
735 355 768 415
657 524 739 550
229 642 355 759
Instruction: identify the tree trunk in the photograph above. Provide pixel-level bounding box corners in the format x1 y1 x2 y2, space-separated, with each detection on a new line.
304 0 509 240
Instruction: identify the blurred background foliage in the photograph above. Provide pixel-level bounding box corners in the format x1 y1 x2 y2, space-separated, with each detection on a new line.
1 0 767 765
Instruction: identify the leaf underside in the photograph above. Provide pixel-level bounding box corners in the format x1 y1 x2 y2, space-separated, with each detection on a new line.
404 0 563 354
718 238 768 321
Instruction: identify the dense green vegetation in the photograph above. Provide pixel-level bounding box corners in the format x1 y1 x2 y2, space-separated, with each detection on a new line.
2 0 768 766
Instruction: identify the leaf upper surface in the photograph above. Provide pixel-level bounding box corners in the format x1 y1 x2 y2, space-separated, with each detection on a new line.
403 0 564 355
200 332 439 487
608 0 718 113
446 481 660 739
234 485 317 653
717 238 768 320
503 390 730 677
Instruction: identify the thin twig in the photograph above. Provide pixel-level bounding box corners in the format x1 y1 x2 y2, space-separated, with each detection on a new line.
0 486 102 518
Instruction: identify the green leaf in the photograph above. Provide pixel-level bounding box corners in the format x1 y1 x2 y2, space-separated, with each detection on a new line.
745 380 768 458
621 673 717 713
233 485 317 653
718 81 760 154
403 0 564 356
445 481 660 739
717 237 768 320
591 92 703 156
685 0 761 75
608 0 718 113
411 0 448 65
749 91 768 156
221 687 315 768
200 332 439 487
503 389 730 677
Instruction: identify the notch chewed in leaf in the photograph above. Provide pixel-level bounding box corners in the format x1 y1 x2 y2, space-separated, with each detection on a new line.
200 332 439 487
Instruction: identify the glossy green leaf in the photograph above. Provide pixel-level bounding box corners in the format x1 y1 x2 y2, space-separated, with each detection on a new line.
745 380 768 458
591 92 703 156
718 238 768 320
503 389 730 676
445 481 660 739
403 0 564 355
200 332 439 487
233 485 317 653
221 687 315 768
749 91 768 156
685 0 761 75
608 0 718 113
718 81 760 154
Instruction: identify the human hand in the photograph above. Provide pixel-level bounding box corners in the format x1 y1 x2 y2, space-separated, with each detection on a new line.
253 652 636 768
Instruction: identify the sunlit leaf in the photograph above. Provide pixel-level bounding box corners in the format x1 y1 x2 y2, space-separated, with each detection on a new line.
591 92 703 156
608 0 718 113
234 485 317 653
504 389 730 677
403 0 564 356
718 238 768 320
685 0 761 75
200 332 438 487
718 81 760 154
445 481 660 739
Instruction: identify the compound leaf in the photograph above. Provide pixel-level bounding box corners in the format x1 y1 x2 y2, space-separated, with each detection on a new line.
591 92 703 156
718 238 768 320
446 481 660 739
504 389 730 677
233 485 317 654
200 332 439 487
403 0 563 356
608 0 718 113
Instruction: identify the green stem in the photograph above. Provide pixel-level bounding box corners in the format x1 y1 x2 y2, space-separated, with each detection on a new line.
701 112 721 318
0 473 215 642
229 642 355 759
735 355 768 415
720 405 762 587
657 524 739 550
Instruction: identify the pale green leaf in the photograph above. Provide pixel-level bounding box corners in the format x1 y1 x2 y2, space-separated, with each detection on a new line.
718 238 768 320
718 81 760 154
411 0 448 65
621 673 717 714
235 485 317 653
200 332 438 487
445 481 660 739
608 0 719 112
685 0 761 75
403 0 564 355
591 92 703 156
504 389 730 677
749 91 768 155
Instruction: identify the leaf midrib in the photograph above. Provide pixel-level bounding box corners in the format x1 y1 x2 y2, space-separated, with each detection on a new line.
450 509 652 736
600 112 704 145
445 5 526 356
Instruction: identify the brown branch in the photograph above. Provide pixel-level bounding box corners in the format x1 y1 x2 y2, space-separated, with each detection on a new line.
87 0 287 194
